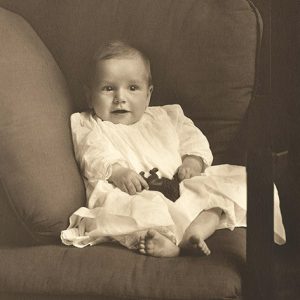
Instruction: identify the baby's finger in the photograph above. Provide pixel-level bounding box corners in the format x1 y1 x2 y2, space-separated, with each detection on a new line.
119 183 129 194
138 174 149 190
126 181 137 195
132 177 143 193
184 169 192 179
177 167 186 181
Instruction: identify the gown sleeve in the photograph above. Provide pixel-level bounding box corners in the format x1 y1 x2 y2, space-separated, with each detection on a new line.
163 104 213 169
70 112 128 181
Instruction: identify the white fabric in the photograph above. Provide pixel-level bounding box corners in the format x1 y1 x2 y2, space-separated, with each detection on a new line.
61 104 286 248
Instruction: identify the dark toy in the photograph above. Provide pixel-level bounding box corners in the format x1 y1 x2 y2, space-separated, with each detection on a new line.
140 168 180 202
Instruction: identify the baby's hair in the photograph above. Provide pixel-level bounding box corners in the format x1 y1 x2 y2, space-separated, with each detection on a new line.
86 40 152 88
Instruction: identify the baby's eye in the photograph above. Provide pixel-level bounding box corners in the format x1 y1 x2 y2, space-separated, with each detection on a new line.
102 86 113 91
129 85 139 91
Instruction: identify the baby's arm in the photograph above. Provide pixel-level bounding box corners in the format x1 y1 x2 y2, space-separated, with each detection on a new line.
71 113 128 181
163 105 213 181
109 163 149 195
72 113 148 194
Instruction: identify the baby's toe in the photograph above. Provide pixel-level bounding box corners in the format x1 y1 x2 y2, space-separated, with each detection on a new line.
139 248 146 255
139 242 145 249
145 241 154 253
139 235 146 243
145 229 156 240
198 240 211 255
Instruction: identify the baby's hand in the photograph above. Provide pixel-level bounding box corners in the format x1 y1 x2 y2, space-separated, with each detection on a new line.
109 164 149 195
177 155 204 181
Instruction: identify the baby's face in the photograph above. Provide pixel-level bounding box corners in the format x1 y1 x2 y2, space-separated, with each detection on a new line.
90 56 152 125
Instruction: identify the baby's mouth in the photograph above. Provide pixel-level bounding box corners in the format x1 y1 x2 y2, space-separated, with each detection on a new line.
111 109 129 114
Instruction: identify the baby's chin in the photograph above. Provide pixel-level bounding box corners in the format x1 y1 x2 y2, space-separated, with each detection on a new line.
107 114 139 125
95 110 145 125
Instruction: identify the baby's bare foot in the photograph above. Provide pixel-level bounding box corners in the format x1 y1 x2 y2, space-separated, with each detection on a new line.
189 235 211 255
179 234 211 256
138 229 180 257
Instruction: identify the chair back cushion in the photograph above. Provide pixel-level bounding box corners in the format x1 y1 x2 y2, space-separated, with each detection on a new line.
0 7 86 244
0 0 261 164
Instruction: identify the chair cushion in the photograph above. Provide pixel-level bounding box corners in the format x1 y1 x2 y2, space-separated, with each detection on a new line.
0 228 246 300
0 7 86 245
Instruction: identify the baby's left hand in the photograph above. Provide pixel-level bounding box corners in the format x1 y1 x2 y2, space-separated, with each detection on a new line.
177 155 204 181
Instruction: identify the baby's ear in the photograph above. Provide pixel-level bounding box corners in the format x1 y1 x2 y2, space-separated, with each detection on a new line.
149 85 154 95
147 85 153 106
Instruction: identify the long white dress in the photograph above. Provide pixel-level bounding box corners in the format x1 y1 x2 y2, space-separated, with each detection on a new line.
61 105 286 248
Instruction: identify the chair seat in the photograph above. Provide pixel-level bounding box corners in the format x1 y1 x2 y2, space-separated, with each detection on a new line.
0 228 245 300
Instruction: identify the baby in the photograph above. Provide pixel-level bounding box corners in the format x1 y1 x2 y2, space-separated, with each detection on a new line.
61 40 286 256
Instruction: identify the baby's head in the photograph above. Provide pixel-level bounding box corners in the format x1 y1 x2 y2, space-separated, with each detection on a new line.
86 40 153 125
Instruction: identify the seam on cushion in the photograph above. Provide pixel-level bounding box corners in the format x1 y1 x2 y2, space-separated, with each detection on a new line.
240 0 263 167
58 292 243 300
0 294 243 300
247 0 263 94
0 178 39 244
244 0 263 115
56 296 242 300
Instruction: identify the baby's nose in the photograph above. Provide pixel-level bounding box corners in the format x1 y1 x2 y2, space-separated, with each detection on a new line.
113 89 126 104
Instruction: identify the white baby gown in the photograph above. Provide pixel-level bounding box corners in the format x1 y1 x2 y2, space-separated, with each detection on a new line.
61 105 286 248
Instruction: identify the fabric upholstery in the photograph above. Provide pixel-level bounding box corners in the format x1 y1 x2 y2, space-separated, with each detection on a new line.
0 0 260 165
0 1 260 299
0 0 260 246
0 229 246 300
0 7 86 244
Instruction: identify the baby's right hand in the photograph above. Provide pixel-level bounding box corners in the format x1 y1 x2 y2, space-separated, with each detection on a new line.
109 164 149 195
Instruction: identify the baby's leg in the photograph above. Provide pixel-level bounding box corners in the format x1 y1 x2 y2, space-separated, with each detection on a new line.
179 207 222 255
138 229 180 257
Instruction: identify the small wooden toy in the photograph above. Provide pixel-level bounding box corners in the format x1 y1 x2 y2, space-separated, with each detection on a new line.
140 168 180 202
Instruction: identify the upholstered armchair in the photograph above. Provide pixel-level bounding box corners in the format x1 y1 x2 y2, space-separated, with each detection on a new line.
0 1 298 299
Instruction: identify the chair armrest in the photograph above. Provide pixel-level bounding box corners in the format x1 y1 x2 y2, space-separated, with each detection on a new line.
246 149 275 299
246 149 288 299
